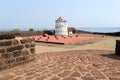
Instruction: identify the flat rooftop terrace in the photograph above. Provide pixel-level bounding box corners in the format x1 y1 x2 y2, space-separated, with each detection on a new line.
34 34 103 45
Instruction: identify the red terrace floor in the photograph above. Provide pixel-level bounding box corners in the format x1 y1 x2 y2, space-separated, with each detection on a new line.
34 34 103 45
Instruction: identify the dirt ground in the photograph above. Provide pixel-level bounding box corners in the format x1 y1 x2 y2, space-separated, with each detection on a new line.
35 36 120 53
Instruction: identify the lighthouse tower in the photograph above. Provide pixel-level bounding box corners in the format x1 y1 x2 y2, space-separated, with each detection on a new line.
55 17 68 35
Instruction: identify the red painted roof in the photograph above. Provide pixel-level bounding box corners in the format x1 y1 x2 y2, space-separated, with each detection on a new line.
34 35 103 45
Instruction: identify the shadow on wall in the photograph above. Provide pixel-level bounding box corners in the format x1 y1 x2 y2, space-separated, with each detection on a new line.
43 30 55 35
100 53 120 60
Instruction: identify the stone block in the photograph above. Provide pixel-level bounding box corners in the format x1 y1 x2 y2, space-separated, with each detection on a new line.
9 63 16 68
7 45 24 52
0 40 12 46
0 37 35 71
14 32 21 36
0 34 15 40
30 48 35 54
12 50 22 57
16 56 28 62
25 44 30 48
13 39 19 45
7 58 16 64
20 39 26 44
22 50 29 56
26 57 35 62
0 65 8 70
13 62 22 66
31 43 35 47
0 49 5 53
0 61 4 65
20 38 33 44
2 53 11 58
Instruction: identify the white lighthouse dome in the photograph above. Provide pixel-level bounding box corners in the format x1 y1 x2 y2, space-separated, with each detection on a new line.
55 17 68 35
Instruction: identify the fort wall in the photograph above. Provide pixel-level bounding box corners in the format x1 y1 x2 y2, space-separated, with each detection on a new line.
115 40 120 55
0 34 35 70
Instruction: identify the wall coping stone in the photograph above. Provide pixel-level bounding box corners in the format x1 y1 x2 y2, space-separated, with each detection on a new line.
0 34 15 40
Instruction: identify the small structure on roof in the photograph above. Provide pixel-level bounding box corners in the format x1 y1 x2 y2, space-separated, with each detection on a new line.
55 17 68 35
68 27 76 34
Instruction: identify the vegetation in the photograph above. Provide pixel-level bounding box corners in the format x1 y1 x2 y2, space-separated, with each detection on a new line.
29 28 34 32
11 29 20 32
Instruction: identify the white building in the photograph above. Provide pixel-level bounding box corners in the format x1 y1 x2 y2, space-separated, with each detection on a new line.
55 17 68 35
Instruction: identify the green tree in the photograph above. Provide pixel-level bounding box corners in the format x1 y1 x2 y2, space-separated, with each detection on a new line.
29 28 34 32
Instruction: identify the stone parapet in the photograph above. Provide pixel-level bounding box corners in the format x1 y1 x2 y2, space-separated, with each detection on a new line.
0 34 15 40
115 40 120 55
0 34 35 71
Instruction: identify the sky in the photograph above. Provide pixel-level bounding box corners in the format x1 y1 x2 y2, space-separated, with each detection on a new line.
0 0 120 31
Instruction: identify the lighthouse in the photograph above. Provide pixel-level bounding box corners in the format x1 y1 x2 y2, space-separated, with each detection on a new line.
55 17 68 35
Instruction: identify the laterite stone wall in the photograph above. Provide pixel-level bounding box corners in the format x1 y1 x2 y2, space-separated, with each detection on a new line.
115 40 120 55
0 34 35 71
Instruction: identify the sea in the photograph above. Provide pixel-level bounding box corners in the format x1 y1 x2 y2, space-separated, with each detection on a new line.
0 27 120 33
78 27 120 33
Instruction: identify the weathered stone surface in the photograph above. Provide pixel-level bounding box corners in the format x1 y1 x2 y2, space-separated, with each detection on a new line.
91 70 107 79
0 34 15 40
0 61 4 65
22 50 29 56
0 49 5 53
25 44 30 48
58 70 72 77
7 58 16 64
0 65 8 70
20 39 26 44
30 48 35 54
31 43 35 47
70 71 81 77
109 77 120 80
12 39 19 45
50 76 60 80
82 76 95 80
2 53 11 58
16 56 28 62
0 37 35 71
12 50 22 57
0 50 119 80
7 45 24 52
20 38 33 44
62 77 77 80
0 40 12 46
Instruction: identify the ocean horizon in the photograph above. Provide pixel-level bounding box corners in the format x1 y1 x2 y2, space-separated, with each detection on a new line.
79 27 120 33
0 27 120 33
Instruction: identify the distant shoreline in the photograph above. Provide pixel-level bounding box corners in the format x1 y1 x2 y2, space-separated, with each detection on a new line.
0 27 119 33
